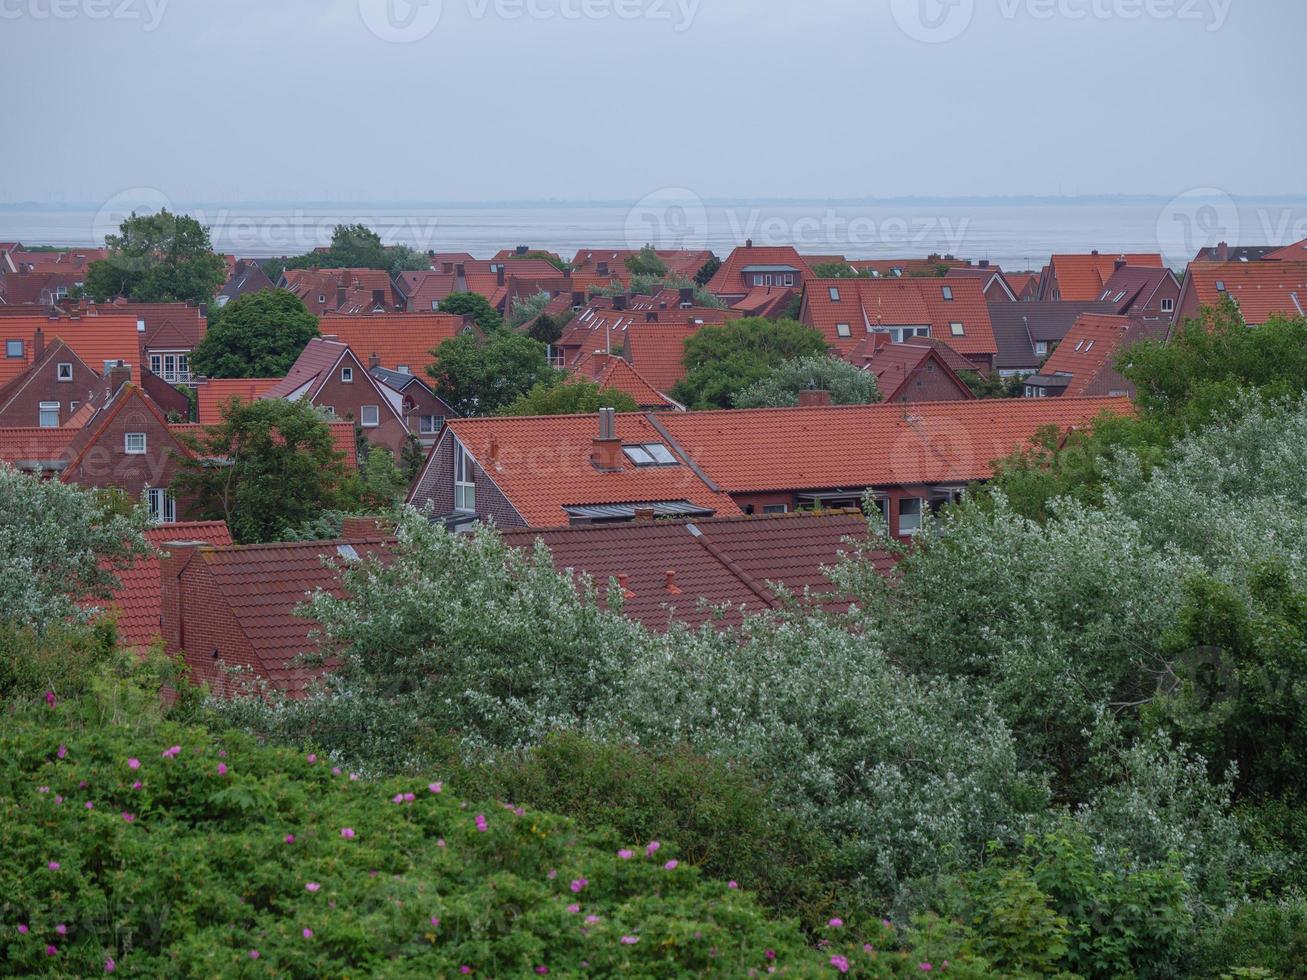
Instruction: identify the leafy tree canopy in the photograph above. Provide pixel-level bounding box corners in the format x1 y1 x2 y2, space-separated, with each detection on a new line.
190 289 319 379
508 290 552 331
428 331 558 416
733 353 880 409
624 244 667 278
671 318 829 409
498 380 639 417
693 255 721 286
266 224 431 280
437 291 503 331
84 209 227 305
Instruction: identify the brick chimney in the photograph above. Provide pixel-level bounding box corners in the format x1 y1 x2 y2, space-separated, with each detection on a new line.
1091 249 1100 256
678 286 694 307
371 288 386 309
633 507 655 523
33 326 44 357
1114 257 1127 271
368 353 381 370
746 238 753 248
106 361 132 392
664 569 682 594
496 265 506 287
613 294 627 312
1216 241 1230 262
589 351 611 377
798 389 832 407
591 407 623 471
335 285 347 310
159 540 206 653
597 261 609 277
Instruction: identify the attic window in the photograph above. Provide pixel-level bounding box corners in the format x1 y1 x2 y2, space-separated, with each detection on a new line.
622 443 678 467
360 405 380 427
1215 280 1226 292
57 362 73 381
5 339 22 358
828 287 841 302
341 367 354 383
1074 340 1085 352
836 323 851 338
39 402 59 428
1084 341 1095 352
941 286 954 301
397 365 411 374
1161 298 1175 313
1113 291 1127 303
124 433 146 455
950 322 965 337
336 544 360 561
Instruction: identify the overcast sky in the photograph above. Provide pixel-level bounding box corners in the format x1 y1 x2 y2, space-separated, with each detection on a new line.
2 0 1303 205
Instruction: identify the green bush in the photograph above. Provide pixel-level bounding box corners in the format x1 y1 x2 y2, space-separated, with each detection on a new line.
1 694 1005 977
0 620 117 702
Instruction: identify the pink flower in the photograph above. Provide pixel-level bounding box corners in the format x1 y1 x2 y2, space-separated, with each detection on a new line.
127 758 140 770
340 827 356 839
645 840 660 857
285 834 296 844
392 793 405 804
104 957 116 972
46 691 56 708
54 795 63 804
570 878 587 893
617 849 633 859
84 801 94 810
349 772 359 781
216 763 227 776
765 950 776 960
728 880 739 889
830 955 850 973
332 767 342 776
131 781 142 790
306 753 317 764
475 814 488 833
429 782 443 794
37 785 49 793
664 860 678 871
460 967 471 975
46 945 58 956
18 924 28 934
567 903 580 914
55 924 69 936
585 915 601 924
430 916 440 927
306 882 321 893
546 869 557 880
403 792 415 802
436 838 446 848
249 949 259 960
620 936 639 945
302 928 313 939
919 964 933 972
121 812 135 823
47 861 60 870
535 967 549 975
56 745 67 759
218 750 227 757
828 918 844 928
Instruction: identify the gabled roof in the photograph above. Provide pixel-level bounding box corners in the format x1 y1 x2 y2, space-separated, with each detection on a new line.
848 338 977 402
1095 266 1179 314
1264 238 1307 261
500 510 885 631
262 338 351 402
651 398 1133 494
109 522 234 649
577 354 683 411
192 537 392 696
434 413 741 528
89 302 206 352
986 300 1118 371
1043 252 1164 301
706 245 811 296
0 314 139 387
196 378 282 425
803 277 998 358
623 322 706 391
1179 260 1307 325
319 311 469 374
569 249 715 286
0 338 96 416
1032 314 1164 397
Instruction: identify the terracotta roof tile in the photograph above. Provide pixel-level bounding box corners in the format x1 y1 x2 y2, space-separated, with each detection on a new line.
196 379 282 425
1034 314 1164 397
803 277 997 358
1181 260 1307 325
318 311 469 374
1044 252 1164 302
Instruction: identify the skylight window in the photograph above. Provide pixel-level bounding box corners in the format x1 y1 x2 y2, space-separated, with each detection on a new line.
941 286 953 301
1215 280 1227 292
336 544 360 561
1074 340 1085 352
623 443 678 467
836 323 851 338
950 322 965 337
828 287 841 302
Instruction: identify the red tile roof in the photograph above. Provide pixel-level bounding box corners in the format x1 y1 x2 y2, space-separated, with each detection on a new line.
0 314 139 387
319 312 469 374
0 426 76 465
653 397 1133 493
196 378 282 425
501 510 884 630
1180 260 1307 325
89 302 206 353
802 277 998 359
194 537 391 696
706 245 811 297
441 413 741 528
1035 314 1164 397
1265 238 1307 261
108 522 234 649
578 354 682 410
623 322 706 391
848 338 977 401
570 249 715 286
1044 252 1164 302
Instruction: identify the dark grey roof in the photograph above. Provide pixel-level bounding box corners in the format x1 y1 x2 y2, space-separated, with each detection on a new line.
370 366 426 392
987 301 1116 371
562 501 716 521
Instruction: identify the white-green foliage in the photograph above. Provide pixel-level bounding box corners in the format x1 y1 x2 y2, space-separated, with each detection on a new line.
733 354 882 408
0 465 148 631
508 290 552 330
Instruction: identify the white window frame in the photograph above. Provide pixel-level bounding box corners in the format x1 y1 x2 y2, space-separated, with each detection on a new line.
360 405 380 428
950 322 965 337
836 323 851 338
454 441 476 513
941 286 954 301
38 401 59 428
397 365 411 375
341 366 354 383
5 339 23 358
420 414 444 435
1034 341 1048 355
124 432 147 455
898 497 924 536
762 504 789 515
828 286 841 302
56 362 73 382
1161 297 1175 313
147 488 176 524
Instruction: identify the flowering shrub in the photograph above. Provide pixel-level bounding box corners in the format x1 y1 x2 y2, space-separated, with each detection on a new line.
1 696 1006 977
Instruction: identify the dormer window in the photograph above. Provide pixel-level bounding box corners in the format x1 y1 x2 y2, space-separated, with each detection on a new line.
397 365 410 374
828 287 841 302
622 443 679 467
941 286 953 301
56 362 73 381
341 366 354 383
1161 298 1175 312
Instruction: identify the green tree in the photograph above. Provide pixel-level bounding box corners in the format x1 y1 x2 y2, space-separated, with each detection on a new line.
190 289 319 379
624 244 667 277
84 209 227 305
437 291 504 331
171 400 358 544
527 312 563 346
733 353 880 408
508 290 551 330
809 262 866 279
0 467 149 632
962 370 1026 400
694 255 721 286
499 380 639 417
428 331 558 416
671 318 829 409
